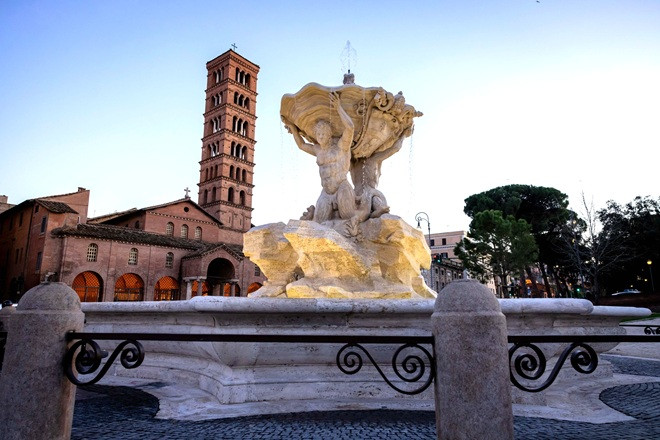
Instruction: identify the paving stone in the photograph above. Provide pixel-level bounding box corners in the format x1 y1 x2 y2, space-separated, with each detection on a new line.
72 355 660 440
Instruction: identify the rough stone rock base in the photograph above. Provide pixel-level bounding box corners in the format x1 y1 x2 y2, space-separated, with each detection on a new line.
244 215 435 299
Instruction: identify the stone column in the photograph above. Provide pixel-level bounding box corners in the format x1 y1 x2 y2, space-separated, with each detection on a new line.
184 278 193 300
197 277 204 297
431 279 513 440
0 282 84 440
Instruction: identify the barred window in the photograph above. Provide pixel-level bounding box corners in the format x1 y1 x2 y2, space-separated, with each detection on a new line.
181 224 189 239
194 227 202 241
165 252 174 268
87 243 98 262
128 248 138 265
166 222 174 236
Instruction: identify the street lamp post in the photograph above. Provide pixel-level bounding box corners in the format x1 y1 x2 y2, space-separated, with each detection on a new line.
648 260 655 294
415 212 433 289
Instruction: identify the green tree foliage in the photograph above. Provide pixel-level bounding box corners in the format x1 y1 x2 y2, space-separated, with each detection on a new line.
597 196 660 295
455 210 538 297
463 185 570 296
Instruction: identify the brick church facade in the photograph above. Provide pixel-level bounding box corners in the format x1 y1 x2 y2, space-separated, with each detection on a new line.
0 50 266 304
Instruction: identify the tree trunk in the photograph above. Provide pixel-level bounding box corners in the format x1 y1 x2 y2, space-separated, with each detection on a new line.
539 261 553 297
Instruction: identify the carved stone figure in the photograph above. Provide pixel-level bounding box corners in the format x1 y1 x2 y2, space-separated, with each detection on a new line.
244 79 433 299
282 92 357 225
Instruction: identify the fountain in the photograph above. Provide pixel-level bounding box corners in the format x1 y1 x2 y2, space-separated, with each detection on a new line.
244 80 434 299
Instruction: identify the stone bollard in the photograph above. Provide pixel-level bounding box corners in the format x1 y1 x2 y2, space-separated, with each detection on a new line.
431 279 514 440
0 283 84 440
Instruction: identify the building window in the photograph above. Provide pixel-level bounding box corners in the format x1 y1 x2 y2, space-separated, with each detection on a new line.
228 187 235 203
35 205 39 213
135 220 140 229
442 238 447 246
40 216 47 233
254 265 260 276
181 224 188 238
430 239 435 246
128 248 138 265
36 252 42 270
239 190 246 206
166 222 174 236
165 252 174 268
87 243 98 262
194 227 202 240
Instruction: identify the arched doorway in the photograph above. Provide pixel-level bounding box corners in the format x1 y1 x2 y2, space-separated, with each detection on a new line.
207 258 237 296
247 282 262 294
154 276 180 301
114 273 144 302
72 271 103 302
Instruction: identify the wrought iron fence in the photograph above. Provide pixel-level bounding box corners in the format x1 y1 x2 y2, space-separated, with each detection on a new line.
620 323 660 335
62 331 660 394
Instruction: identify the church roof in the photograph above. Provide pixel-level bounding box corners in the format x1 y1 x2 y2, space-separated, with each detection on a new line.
51 223 245 261
52 223 206 250
89 198 223 226
0 198 78 219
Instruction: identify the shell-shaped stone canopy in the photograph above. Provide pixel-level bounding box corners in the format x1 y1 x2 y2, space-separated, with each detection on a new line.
281 82 422 159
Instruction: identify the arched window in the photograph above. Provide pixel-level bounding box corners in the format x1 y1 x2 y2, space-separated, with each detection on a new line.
211 187 216 201
205 168 209 180
154 276 179 301
128 248 138 265
194 226 202 240
242 169 247 182
235 167 241 180
228 187 235 203
214 165 218 177
239 190 246 206
165 252 174 268
166 222 174 236
203 190 208 204
87 243 98 262
242 121 248 137
235 67 240 81
245 74 251 88
134 220 140 229
241 146 247 160
72 271 103 302
230 165 234 179
181 224 189 239
245 98 250 110
232 116 237 132
237 118 243 134
231 141 236 156
114 273 144 302
234 91 238 104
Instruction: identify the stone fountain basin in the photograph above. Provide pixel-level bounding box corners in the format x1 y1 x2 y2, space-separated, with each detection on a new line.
81 296 650 409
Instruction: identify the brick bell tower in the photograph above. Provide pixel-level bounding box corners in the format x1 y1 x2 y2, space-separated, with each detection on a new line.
198 49 259 232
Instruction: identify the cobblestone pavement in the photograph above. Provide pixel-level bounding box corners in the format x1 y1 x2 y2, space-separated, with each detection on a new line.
72 355 660 440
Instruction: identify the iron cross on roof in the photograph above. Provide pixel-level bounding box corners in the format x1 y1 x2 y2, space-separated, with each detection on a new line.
184 187 190 199
231 43 237 51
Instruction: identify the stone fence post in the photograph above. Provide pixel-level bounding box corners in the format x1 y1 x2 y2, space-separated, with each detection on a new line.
0 282 84 440
431 279 514 440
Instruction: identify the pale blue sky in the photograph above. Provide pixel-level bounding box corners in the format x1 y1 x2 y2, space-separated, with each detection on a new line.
1 1 659 232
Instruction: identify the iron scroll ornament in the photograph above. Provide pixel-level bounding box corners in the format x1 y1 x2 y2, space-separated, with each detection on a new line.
336 342 435 395
63 338 144 386
508 341 598 392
